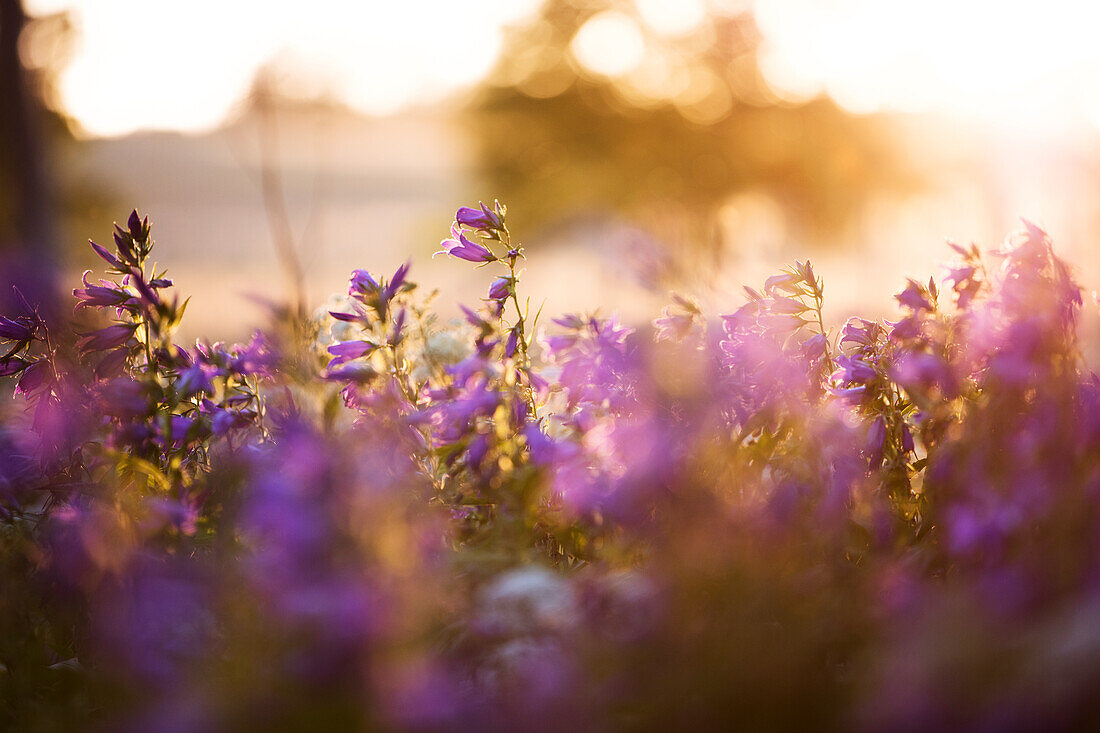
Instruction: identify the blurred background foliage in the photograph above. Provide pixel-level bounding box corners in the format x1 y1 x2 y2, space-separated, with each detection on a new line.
0 0 1095 346
468 0 919 257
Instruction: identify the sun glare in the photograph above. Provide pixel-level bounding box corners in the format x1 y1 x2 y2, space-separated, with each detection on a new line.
23 0 1100 139
25 0 540 137
754 0 1100 135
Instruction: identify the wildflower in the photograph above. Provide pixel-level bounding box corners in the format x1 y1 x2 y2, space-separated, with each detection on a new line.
0 356 29 377
0 316 34 342
228 332 275 376
435 225 495 263
73 271 133 311
77 323 138 353
800 332 828 361
176 362 214 398
384 261 411 302
15 360 50 394
866 416 887 463
389 308 407 346
111 229 137 265
653 310 695 342
455 201 503 231
833 354 876 384
327 340 377 367
329 309 365 323
901 424 915 453
768 296 808 315
653 294 701 342
127 209 146 240
830 384 867 404
349 269 380 295
488 276 513 302
95 348 130 378
840 318 879 349
895 278 934 312
89 240 124 270
764 272 803 295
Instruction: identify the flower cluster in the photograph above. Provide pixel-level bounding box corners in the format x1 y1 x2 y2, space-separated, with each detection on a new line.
2 205 1099 732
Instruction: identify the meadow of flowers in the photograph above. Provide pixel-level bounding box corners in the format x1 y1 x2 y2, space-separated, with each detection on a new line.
2 202 1099 731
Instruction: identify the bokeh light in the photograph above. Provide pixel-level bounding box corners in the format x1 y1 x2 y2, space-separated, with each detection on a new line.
570 10 647 79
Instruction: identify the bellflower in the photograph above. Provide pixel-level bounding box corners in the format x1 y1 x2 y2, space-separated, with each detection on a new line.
89 240 124 270
0 315 36 342
328 340 378 368
176 362 215 398
435 225 496 263
488 276 512 302
896 278 934 312
455 201 503 231
73 271 134 311
350 269 380 295
0 356 29 377
77 323 138 353
833 354 877 384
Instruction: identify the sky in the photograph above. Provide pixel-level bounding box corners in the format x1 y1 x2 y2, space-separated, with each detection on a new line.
24 0 1100 139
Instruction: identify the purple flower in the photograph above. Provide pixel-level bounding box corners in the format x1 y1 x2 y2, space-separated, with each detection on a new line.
553 314 586 330
653 311 694 342
77 323 137 352
895 278 933 312
505 327 520 358
799 332 828 361
389 308 407 345
95 377 150 417
15 360 49 394
829 384 867 404
210 406 250 435
177 362 215 398
95 348 130 378
329 310 364 323
349 269 380 295
460 304 488 328
111 228 137 265
0 316 34 342
384 261 411 301
840 318 878 349
89 239 124 269
130 273 161 306
127 209 145 240
764 272 802 295
228 332 275 376
523 423 558 465
769 296 807 315
466 433 490 468
901 424 915 453
328 340 377 367
0 356 29 377
488 276 512 302
455 202 503 231
435 225 495 263
73 271 133 311
833 354 876 384
866 416 886 463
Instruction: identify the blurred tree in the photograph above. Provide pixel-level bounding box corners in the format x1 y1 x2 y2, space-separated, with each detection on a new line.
467 0 920 269
0 1 113 318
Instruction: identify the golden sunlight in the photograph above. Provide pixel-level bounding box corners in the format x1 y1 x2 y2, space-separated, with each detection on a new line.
25 0 541 137
755 0 1100 136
